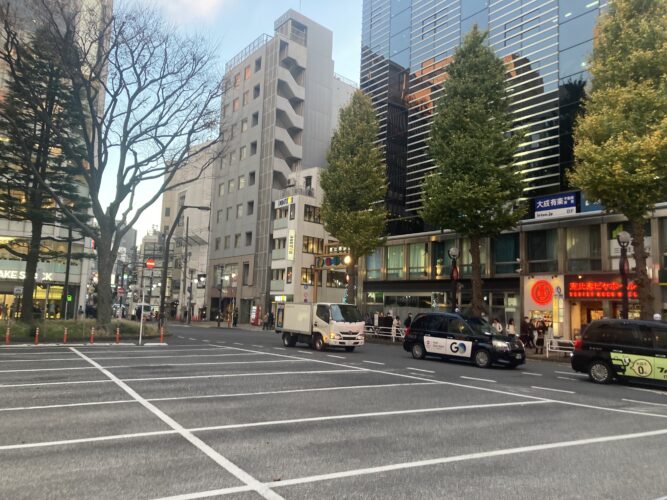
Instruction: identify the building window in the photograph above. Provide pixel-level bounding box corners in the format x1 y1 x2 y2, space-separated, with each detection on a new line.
233 98 240 111
241 119 248 132
273 238 286 249
386 245 405 279
224 235 230 249
234 73 241 88
242 262 250 285
240 146 247 160
228 179 235 192
272 268 285 281
230 124 236 138
275 207 288 220
527 230 558 273
243 90 249 106
215 237 221 251
249 171 256 185
236 204 243 218
226 207 231 220
253 84 260 99
493 233 519 275
245 231 252 246
301 267 321 286
222 104 229 118
250 141 257 156
244 65 251 80
216 209 223 223
234 234 241 248
218 183 224 196
251 112 259 127
409 243 428 279
247 201 254 215
327 270 346 288
230 150 237 164
302 236 324 254
366 248 382 280
286 266 292 284
567 225 601 272
460 238 487 276
304 204 321 223
255 57 261 72
164 207 171 217
238 175 246 190
289 203 295 220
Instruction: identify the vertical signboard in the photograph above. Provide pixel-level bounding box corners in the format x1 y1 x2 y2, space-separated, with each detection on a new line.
287 229 296 261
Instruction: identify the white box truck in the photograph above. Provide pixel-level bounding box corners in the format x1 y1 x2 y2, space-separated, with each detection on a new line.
275 302 365 352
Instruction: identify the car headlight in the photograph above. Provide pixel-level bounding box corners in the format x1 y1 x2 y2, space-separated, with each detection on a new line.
492 339 510 351
330 333 336 339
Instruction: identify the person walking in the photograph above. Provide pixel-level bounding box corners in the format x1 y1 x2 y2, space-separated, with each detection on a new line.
392 315 401 341
262 312 269 330
520 316 532 347
404 313 413 329
232 308 239 327
268 310 275 330
492 318 503 334
506 318 516 336
535 319 547 355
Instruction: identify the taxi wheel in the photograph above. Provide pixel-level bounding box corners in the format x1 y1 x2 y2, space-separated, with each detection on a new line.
313 334 325 352
474 349 492 368
589 360 613 384
411 343 426 360
282 333 296 348
344 346 355 352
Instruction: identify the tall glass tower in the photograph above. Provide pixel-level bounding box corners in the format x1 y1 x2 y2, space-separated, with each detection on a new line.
361 0 605 234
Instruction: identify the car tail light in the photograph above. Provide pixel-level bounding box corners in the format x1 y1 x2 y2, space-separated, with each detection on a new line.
574 338 583 351
404 327 410 338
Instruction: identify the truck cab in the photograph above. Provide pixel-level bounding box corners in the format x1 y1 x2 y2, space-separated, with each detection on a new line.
276 302 365 352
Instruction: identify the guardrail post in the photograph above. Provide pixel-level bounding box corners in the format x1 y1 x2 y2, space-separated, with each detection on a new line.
115 327 120 344
90 326 95 344
160 326 164 343
63 328 68 344
5 327 9 345
34 327 40 345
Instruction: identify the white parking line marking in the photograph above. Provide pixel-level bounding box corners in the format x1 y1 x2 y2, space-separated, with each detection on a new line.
521 371 542 377
69 348 283 500
0 366 96 373
189 338 197 341
531 386 575 394
460 376 496 383
265 427 667 490
252 345 263 348
0 379 113 388
154 485 253 500
0 357 84 363
234 343 243 346
627 386 667 396
327 355 346 359
189 401 550 433
121 369 364 383
105 360 307 370
557 376 577 381
0 399 135 412
622 398 667 407
0 430 177 451
407 367 435 373
554 371 586 377
363 360 384 365
91 353 258 361
297 351 313 355
274 347 286 351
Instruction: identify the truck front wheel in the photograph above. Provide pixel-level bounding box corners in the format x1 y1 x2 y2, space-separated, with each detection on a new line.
313 334 325 352
282 333 297 347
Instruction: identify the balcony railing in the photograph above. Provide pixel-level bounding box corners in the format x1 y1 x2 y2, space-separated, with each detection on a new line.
270 279 285 291
272 248 287 260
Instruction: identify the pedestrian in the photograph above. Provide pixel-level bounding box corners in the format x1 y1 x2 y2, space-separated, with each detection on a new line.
520 316 531 347
392 315 400 341
404 313 413 329
268 310 275 329
535 319 547 355
233 308 239 327
506 318 516 336
262 312 269 330
492 318 503 334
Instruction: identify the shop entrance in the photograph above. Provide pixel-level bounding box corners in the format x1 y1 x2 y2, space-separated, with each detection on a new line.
570 301 604 337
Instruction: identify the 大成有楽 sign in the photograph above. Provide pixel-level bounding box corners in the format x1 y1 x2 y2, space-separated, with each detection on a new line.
534 192 577 219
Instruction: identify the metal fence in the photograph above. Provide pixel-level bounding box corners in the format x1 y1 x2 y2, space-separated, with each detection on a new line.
546 337 575 358
364 325 404 342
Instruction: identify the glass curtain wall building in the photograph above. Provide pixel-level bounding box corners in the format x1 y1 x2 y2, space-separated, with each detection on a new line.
361 0 604 227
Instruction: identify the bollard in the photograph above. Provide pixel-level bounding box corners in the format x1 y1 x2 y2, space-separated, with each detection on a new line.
63 328 68 344
90 326 95 344
5 327 9 345
160 326 164 344
34 327 40 345
115 327 120 344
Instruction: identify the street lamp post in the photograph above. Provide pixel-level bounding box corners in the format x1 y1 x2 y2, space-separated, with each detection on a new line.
217 266 223 328
448 247 460 313
617 231 631 320
158 204 210 326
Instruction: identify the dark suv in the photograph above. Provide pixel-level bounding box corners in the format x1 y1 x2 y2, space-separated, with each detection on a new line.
403 312 525 368
571 319 667 385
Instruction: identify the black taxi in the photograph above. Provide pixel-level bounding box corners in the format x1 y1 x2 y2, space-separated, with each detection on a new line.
403 312 525 368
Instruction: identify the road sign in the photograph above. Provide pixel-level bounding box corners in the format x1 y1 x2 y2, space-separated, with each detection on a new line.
145 258 155 269
13 286 23 296
117 287 125 296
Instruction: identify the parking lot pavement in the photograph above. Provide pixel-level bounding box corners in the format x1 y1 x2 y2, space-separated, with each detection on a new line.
2 325 667 499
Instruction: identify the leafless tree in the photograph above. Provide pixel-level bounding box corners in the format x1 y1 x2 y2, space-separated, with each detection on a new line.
2 0 225 330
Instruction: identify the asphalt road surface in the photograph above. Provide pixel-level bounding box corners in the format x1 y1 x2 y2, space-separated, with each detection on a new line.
1 324 667 499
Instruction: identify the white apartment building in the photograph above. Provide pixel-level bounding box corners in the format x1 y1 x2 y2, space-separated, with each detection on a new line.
206 10 355 323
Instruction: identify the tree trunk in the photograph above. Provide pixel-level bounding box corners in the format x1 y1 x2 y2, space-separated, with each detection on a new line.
20 218 44 324
630 220 654 320
469 236 486 316
346 260 356 305
95 244 115 334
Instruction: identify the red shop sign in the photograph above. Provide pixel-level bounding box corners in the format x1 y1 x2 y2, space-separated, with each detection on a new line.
531 280 554 306
566 279 638 300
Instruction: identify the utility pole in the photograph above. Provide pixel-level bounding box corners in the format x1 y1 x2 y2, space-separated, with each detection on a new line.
62 226 72 320
188 268 194 324
217 265 223 328
182 216 189 322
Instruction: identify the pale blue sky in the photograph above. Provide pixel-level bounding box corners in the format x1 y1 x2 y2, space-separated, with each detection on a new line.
130 0 363 240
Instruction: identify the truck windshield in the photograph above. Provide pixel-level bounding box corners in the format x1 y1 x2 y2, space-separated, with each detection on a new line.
330 305 362 323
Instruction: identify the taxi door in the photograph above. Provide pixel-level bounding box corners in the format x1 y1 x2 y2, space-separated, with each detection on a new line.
652 325 667 384
609 324 655 381
421 316 448 356
444 318 474 360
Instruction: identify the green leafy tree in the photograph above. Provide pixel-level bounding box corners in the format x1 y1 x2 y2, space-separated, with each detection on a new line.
420 27 524 316
570 0 667 320
0 23 90 323
320 90 387 304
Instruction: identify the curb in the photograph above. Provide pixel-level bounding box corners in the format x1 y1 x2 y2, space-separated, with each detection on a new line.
0 342 138 348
